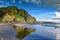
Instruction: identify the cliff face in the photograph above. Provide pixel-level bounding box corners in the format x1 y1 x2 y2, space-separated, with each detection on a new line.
19 9 36 23
0 6 36 23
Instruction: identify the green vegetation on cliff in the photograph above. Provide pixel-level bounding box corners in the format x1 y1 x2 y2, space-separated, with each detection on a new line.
0 6 36 23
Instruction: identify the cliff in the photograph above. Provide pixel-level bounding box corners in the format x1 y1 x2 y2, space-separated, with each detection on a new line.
0 6 36 23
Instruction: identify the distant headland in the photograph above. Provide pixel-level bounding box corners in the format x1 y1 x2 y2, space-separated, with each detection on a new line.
0 6 36 24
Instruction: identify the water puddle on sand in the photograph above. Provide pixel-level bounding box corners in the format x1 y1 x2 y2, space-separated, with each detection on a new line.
0 23 60 40
0 24 35 40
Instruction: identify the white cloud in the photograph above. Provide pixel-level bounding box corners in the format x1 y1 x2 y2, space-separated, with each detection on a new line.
12 0 16 3
21 0 60 10
31 0 37 2
0 0 4 3
41 0 60 10
0 5 8 7
36 12 55 21
31 0 41 5
0 2 11 8
22 0 41 6
19 1 22 4
26 0 30 2
6 2 10 5
22 0 30 2
54 12 60 18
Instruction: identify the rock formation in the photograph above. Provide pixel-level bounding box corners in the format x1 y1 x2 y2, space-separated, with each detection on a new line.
0 6 36 23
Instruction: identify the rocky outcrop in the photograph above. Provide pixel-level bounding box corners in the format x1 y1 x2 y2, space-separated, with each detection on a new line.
0 6 36 23
19 9 36 23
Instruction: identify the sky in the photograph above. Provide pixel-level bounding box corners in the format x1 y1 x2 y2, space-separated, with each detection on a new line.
0 0 60 21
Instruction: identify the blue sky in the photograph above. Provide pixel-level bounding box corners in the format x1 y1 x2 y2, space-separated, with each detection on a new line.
0 0 60 21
